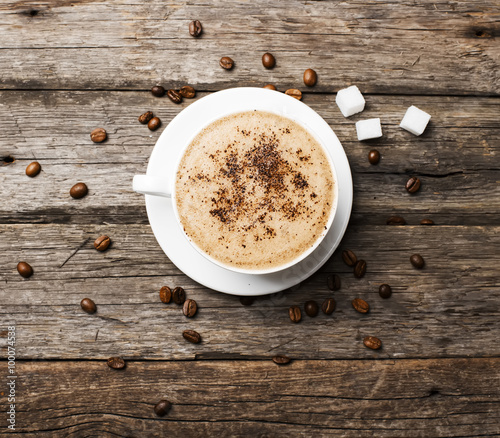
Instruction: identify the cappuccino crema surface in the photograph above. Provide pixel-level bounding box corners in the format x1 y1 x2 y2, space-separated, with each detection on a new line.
175 111 335 270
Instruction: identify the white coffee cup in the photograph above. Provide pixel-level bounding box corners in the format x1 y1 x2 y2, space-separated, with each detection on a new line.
134 88 340 275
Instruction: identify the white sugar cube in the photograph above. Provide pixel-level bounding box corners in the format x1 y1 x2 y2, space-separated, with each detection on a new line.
400 105 431 136
356 118 382 141
335 85 365 117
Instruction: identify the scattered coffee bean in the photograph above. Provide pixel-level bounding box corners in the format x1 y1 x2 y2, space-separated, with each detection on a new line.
239 296 255 306
304 300 319 317
289 305 301 323
410 254 425 269
406 176 421 193
90 128 107 143
151 85 165 97
303 68 317 87
70 182 88 199
379 284 392 299
25 161 41 177
80 298 97 314
189 20 202 37
167 89 182 104
154 399 172 417
179 85 196 98
421 219 434 225
172 287 186 304
368 149 380 165
386 216 406 225
321 298 336 315
148 117 161 131
342 249 357 267
352 298 370 314
285 89 302 100
107 357 126 370
17 261 33 278
183 329 201 344
354 260 367 278
138 111 154 124
220 56 234 70
327 274 341 291
363 336 382 350
262 52 276 69
272 355 291 365
159 286 172 304
263 84 277 90
183 299 198 317
94 235 111 252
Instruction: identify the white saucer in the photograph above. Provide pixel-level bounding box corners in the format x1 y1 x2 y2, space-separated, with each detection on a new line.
144 88 353 296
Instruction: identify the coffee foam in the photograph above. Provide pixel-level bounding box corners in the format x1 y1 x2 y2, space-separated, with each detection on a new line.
175 111 335 270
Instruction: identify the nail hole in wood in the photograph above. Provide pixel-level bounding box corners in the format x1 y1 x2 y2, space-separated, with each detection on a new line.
29 9 39 16
475 30 484 37
2 155 15 164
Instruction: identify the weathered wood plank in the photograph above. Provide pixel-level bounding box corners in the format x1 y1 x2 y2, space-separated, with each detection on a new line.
1 91 499 225
0 0 498 94
1 224 498 359
2 358 499 436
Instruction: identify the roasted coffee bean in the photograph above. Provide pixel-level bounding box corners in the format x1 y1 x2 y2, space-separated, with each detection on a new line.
262 52 276 69
148 117 161 131
183 299 198 317
263 84 277 90
167 89 182 104
410 254 425 269
352 298 370 314
354 260 367 278
289 305 301 323
70 182 88 199
80 298 96 314
321 298 336 315
172 287 186 304
183 329 201 344
138 111 154 124
151 85 165 97
379 284 392 299
327 274 341 291
179 86 196 98
94 235 111 252
26 161 41 177
272 355 291 365
17 261 33 278
239 296 255 306
421 219 434 225
368 149 380 165
285 89 302 100
303 68 317 87
406 176 421 193
220 56 234 70
386 216 406 225
189 20 202 37
342 249 357 267
159 286 172 304
107 357 126 370
304 300 319 317
363 336 382 350
154 399 172 417
90 128 107 143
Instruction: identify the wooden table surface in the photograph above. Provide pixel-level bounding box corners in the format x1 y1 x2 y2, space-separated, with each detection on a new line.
1 1 499 436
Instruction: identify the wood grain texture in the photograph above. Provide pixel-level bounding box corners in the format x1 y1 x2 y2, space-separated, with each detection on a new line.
1 358 498 437
1 91 499 225
1 0 499 435
1 224 498 360
0 0 498 94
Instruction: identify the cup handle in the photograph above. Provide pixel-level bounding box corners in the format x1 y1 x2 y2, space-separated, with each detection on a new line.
133 175 172 198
